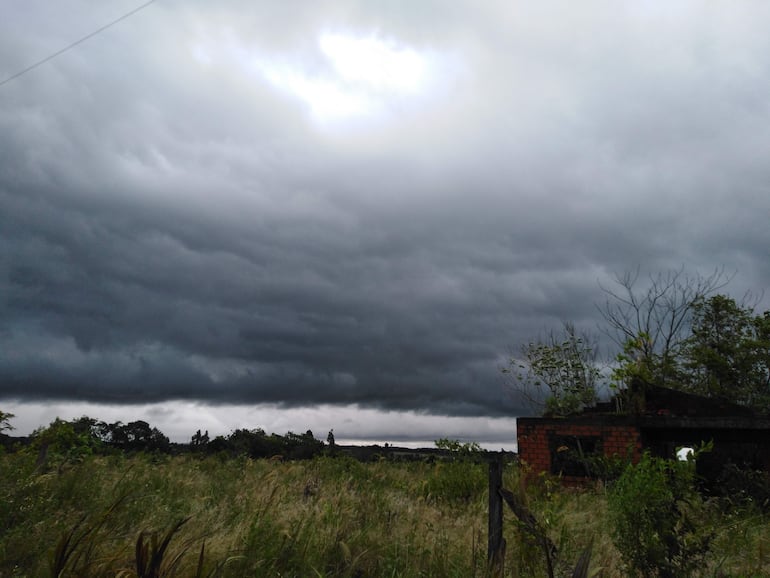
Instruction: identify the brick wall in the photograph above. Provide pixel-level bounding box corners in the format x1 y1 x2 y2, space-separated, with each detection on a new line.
517 417 643 478
601 425 642 459
517 421 551 474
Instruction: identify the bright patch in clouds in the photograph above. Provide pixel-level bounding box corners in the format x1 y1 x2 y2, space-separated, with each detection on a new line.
261 68 371 120
319 33 426 92
260 32 431 123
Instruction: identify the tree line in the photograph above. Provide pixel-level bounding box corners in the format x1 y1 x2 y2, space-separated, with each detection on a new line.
506 267 770 416
0 412 328 462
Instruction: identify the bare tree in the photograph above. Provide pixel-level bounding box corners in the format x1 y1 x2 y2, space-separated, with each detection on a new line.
598 266 732 387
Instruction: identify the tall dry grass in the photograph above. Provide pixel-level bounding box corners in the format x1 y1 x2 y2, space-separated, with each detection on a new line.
1 450 768 577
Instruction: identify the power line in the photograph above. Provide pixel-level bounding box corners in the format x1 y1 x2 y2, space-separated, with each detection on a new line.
0 0 157 88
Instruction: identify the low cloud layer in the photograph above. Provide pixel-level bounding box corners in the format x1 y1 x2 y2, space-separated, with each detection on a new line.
1 400 519 450
2 1 770 433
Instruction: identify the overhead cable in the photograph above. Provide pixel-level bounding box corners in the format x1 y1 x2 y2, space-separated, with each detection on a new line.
0 0 157 88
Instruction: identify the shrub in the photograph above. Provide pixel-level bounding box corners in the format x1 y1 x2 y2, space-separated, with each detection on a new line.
608 452 712 577
714 463 770 513
29 418 103 472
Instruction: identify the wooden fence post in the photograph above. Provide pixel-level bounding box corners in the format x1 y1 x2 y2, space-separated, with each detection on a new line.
488 455 505 575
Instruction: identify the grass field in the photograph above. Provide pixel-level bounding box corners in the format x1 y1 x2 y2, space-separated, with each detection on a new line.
1 449 769 577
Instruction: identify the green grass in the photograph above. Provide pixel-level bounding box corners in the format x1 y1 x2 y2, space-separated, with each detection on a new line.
1 451 768 577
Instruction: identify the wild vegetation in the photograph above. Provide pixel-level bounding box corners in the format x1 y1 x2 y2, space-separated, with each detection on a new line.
2 414 770 577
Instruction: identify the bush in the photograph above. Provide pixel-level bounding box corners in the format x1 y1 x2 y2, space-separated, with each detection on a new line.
608 452 712 577
29 418 103 472
714 463 770 512
423 460 486 503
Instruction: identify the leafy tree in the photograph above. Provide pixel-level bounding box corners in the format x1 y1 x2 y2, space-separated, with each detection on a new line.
283 430 324 459
220 428 322 459
102 420 170 452
227 428 276 457
753 311 770 412
0 410 14 433
681 295 770 411
206 434 231 454
191 429 210 451
505 322 600 416
0 411 14 453
326 429 337 455
434 438 483 455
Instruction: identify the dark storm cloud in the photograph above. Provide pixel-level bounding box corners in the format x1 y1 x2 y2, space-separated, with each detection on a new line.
2 1 770 419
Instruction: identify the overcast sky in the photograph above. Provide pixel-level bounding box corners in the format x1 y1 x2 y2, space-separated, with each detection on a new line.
2 1 770 446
